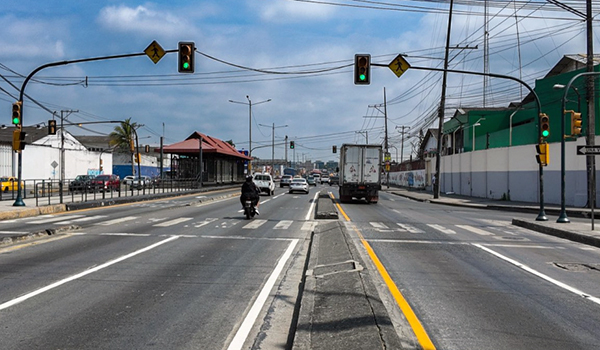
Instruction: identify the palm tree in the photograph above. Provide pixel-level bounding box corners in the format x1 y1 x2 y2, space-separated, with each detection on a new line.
109 118 139 176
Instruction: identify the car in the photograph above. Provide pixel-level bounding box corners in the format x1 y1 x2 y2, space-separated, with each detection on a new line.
132 175 153 189
312 174 321 184
289 178 309 194
0 176 24 192
329 175 339 186
90 174 121 192
307 176 316 186
320 175 330 184
69 175 95 192
253 173 275 196
280 175 293 187
122 175 135 186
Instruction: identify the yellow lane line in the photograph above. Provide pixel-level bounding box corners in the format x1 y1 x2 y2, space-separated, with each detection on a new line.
333 197 437 350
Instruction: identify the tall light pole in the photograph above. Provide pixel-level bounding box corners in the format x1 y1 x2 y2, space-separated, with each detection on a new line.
260 122 287 176
229 96 271 174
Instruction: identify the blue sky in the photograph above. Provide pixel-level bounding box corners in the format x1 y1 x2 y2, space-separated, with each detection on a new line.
0 1 596 162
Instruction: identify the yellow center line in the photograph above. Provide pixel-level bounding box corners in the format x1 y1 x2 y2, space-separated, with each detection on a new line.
332 194 436 350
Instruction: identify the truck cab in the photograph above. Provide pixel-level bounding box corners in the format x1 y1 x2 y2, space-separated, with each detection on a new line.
253 173 275 196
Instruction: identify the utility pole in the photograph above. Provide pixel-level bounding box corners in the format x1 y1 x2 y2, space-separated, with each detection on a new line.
586 0 596 210
60 109 78 204
396 126 411 164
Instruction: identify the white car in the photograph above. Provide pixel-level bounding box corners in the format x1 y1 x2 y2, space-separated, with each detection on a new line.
132 175 152 189
289 178 309 194
320 175 330 184
253 173 275 196
122 175 135 186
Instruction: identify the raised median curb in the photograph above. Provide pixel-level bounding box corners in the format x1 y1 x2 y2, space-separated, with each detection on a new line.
512 218 600 248
315 193 338 220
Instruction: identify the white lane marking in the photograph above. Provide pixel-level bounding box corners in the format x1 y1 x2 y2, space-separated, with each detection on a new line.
301 221 318 231
227 239 299 350
0 230 28 234
370 222 389 229
153 217 193 227
95 216 138 226
427 224 456 234
242 220 268 229
0 236 179 311
397 223 424 233
194 218 218 228
473 243 600 306
273 220 293 230
55 215 108 225
100 233 152 237
457 225 494 236
305 192 320 221
26 215 85 224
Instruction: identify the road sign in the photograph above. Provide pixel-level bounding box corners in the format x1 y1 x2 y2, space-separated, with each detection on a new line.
144 40 165 64
388 54 410 78
577 145 600 155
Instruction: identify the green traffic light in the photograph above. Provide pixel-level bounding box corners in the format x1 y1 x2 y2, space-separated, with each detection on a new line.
12 117 19 124
183 62 190 70
359 74 366 81
542 130 549 138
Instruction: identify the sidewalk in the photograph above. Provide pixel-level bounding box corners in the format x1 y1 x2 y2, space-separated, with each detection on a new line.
384 187 600 249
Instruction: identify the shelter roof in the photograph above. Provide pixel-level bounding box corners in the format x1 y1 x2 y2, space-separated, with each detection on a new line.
161 131 251 160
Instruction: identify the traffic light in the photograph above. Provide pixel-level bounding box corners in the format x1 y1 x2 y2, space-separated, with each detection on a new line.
145 145 150 153
569 110 582 136
135 152 141 163
333 145 337 153
354 54 371 85
48 120 57 135
130 138 135 152
178 42 195 73
12 129 26 151
12 101 22 126
539 113 550 139
536 142 549 166
290 141 295 149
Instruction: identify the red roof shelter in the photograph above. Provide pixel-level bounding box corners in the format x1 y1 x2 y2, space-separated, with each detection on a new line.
160 132 250 184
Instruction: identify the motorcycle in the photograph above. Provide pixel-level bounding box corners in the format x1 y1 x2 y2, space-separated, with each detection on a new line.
243 199 256 219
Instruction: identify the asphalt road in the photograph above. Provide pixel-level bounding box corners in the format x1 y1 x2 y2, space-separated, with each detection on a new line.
338 191 600 350
0 186 319 350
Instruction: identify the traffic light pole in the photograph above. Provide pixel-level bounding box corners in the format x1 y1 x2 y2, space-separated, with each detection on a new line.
373 63 548 220
12 49 177 206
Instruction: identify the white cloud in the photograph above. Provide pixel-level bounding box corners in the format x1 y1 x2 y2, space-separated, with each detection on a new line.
97 5 189 37
257 0 336 22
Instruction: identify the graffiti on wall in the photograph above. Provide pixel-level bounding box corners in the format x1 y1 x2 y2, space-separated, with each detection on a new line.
385 169 426 188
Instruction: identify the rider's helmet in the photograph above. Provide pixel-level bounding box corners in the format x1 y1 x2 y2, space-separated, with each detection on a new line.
246 175 253 182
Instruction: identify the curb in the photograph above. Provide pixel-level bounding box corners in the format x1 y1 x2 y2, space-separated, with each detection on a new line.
315 193 338 220
512 218 600 248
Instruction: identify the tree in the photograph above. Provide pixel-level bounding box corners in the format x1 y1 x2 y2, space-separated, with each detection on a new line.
109 118 140 176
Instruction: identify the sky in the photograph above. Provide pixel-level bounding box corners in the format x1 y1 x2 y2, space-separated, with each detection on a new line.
1 0 597 163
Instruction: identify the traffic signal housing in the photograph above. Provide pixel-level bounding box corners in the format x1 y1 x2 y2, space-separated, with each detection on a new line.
12 129 26 151
178 42 195 73
290 141 295 149
569 110 582 136
333 145 337 153
539 113 550 139
536 142 549 166
12 101 22 126
48 120 57 135
354 54 371 85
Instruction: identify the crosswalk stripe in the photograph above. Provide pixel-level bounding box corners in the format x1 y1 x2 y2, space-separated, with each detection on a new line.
55 215 108 225
96 216 138 226
396 223 424 233
243 220 268 229
456 225 494 236
194 218 218 228
273 220 293 230
26 215 85 224
370 222 388 229
301 221 318 231
427 224 456 234
154 217 193 227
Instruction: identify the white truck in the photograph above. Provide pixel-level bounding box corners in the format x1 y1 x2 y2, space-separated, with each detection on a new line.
338 144 382 203
253 173 275 196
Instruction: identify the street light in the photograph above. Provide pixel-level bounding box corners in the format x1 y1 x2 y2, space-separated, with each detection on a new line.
229 96 271 174
259 122 288 176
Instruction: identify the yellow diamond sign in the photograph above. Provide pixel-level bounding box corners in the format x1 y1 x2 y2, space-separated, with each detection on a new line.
388 54 410 78
145 40 165 64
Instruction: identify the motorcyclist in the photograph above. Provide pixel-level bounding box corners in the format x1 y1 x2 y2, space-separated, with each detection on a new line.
240 175 260 215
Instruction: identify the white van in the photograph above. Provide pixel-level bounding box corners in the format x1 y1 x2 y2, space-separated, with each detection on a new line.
253 173 275 196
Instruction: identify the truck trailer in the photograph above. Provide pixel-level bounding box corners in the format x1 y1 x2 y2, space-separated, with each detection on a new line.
338 144 382 203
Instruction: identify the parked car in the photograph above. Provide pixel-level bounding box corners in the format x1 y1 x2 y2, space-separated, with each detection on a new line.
253 173 275 196
280 175 293 187
288 178 309 194
0 176 24 192
91 174 121 192
132 175 153 189
69 175 95 193
320 175 330 184
122 175 135 186
307 175 316 186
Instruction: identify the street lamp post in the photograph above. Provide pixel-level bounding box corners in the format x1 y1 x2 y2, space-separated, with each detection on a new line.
260 122 288 176
229 96 271 174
